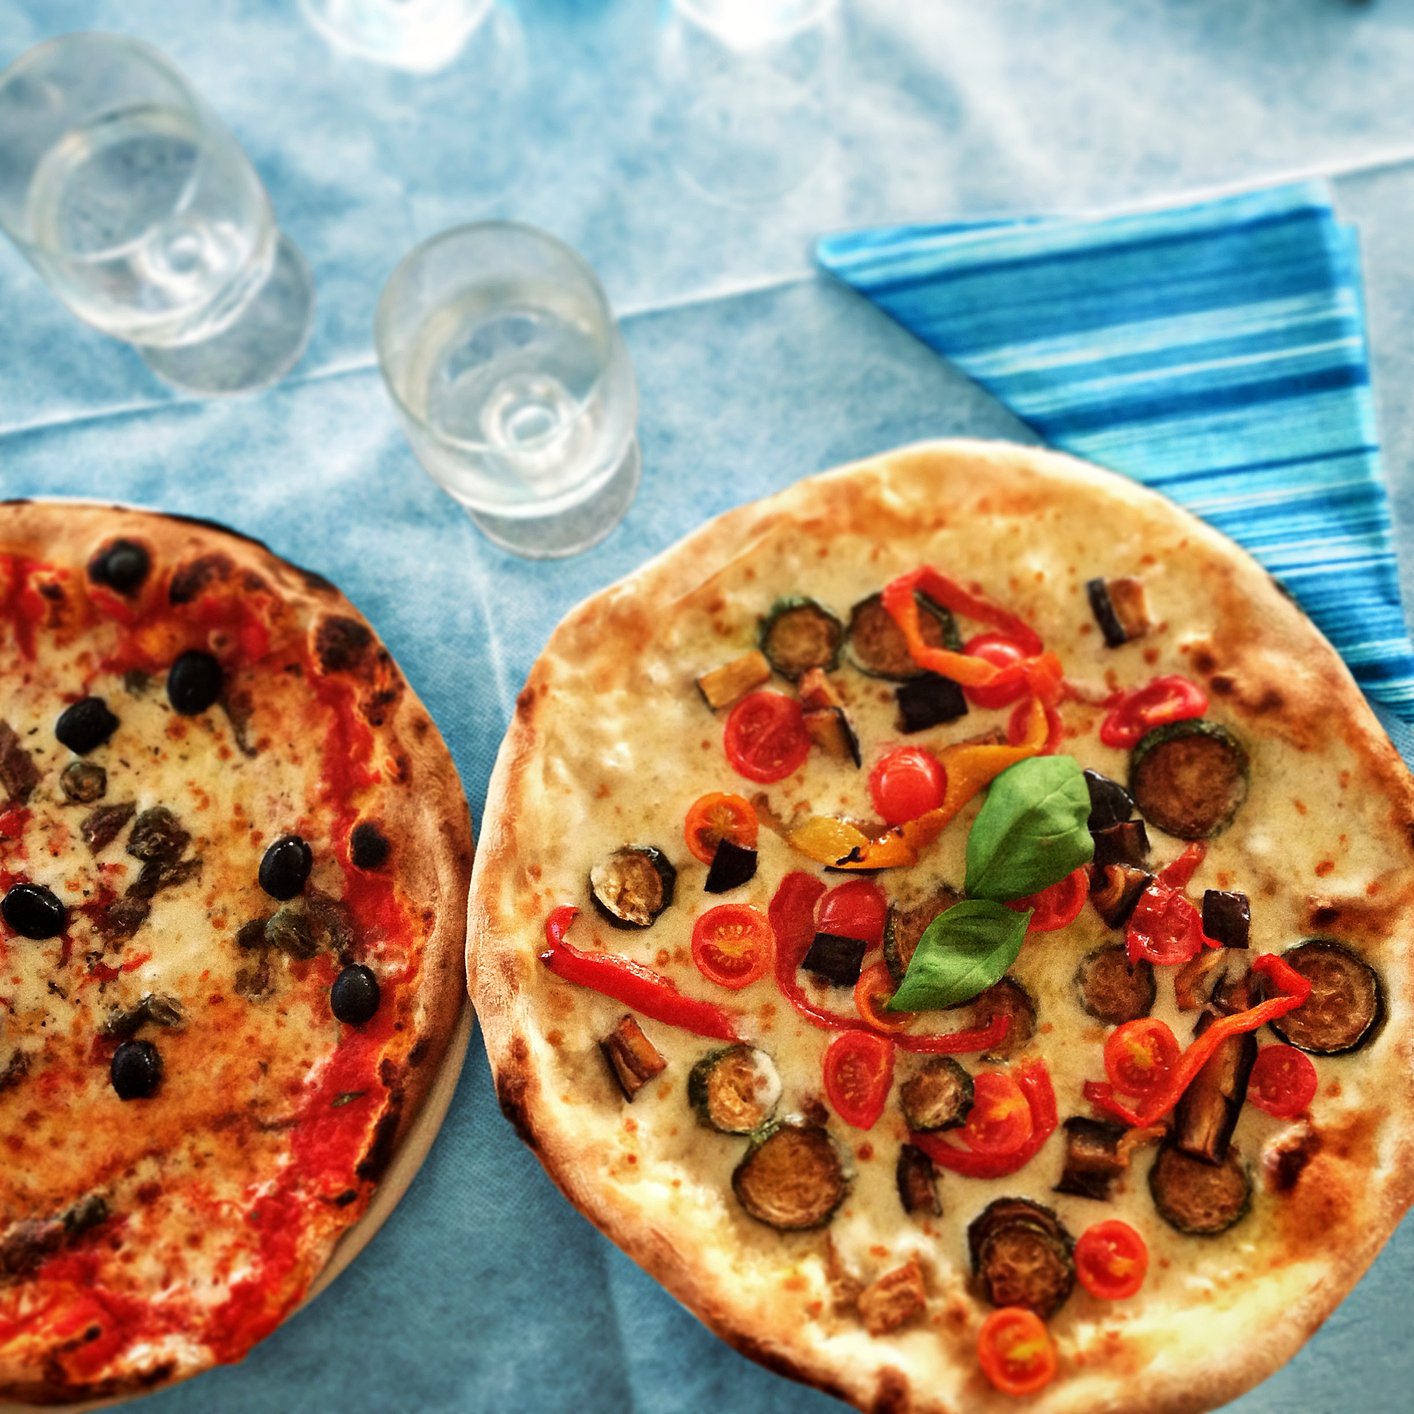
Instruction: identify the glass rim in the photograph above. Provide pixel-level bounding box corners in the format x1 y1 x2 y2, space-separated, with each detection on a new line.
374 220 624 456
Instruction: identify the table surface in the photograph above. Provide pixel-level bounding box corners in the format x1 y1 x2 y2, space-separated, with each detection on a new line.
3 2 1414 1410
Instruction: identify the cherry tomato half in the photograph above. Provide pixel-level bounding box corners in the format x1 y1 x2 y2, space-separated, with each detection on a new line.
822 1030 895 1130
691 904 773 989
868 745 947 825
1075 1220 1149 1301
1005 867 1089 933
959 1070 1034 1155
818 879 888 947
854 962 910 1033
1103 1017 1180 1100
1248 1045 1319 1118
1099 675 1208 749
962 634 1030 709
724 691 810 784
977 1308 1057 1397
1125 885 1204 966
683 792 758 866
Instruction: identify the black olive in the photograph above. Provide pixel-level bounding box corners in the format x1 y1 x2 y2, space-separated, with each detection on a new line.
2 883 66 939
110 1039 163 1100
88 539 151 595
60 761 107 804
350 821 389 870
259 835 312 900
55 697 119 755
330 964 380 1025
166 651 223 716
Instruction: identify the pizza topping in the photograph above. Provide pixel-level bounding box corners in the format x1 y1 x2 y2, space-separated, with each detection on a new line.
703 839 758 894
857 1257 928 1336
854 963 909 1033
759 598 844 680
330 964 381 1025
1174 948 1232 1011
912 1059 1057 1178
1100 676 1209 750
349 820 391 869
266 907 317 959
1005 867 1089 933
0 1194 111 1279
962 634 1032 709
55 696 119 755
1248 1045 1318 1119
1126 882 1205 967
1172 1012 1256 1165
1148 1142 1252 1235
969 1197 1076 1319
80 802 136 855
600 1015 668 1101
817 879 888 947
0 722 40 806
1054 1117 1127 1201
259 834 314 900
896 1143 941 1216
847 590 960 680
60 760 107 804
127 806 190 864
883 885 960 984
1083 769 1135 831
102 992 185 1038
87 538 151 594
802 932 868 988
975 977 1038 1062
1090 819 1150 870
823 1030 895 1130
977 1307 1057 1396
959 1070 1034 1154
899 1055 974 1132
1104 1019 1180 1102
731 1121 849 1230
1074 1219 1148 1299
691 903 772 988
1129 718 1249 839
1086 577 1151 649
688 1045 780 1132
1075 946 1156 1024
869 745 947 825
1089 863 1152 929
796 669 863 767
695 650 772 712
1 882 67 939
896 674 969 734
1201 889 1250 949
589 846 677 929
166 648 224 716
110 1038 163 1100
1267 940 1383 1055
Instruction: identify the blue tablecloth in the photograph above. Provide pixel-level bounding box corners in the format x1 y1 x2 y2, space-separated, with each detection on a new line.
3 3 1414 1411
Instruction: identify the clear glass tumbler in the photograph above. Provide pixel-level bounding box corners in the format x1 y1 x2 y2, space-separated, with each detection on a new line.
376 223 640 559
301 0 494 72
0 34 314 395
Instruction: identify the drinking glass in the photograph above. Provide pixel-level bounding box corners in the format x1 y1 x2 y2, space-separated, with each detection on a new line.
659 0 842 204
0 34 313 396
301 0 494 72
376 223 640 559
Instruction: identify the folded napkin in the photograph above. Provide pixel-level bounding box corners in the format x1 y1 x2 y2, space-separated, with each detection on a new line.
817 181 1414 758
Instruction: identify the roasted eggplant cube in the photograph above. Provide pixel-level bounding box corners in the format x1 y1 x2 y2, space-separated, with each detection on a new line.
1201 890 1250 949
1083 769 1134 831
696 651 771 711
804 706 862 767
1173 1011 1256 1165
896 1144 941 1217
801 932 867 988
895 674 968 734
1054 1117 1128 1202
1089 863 1153 929
1090 819 1150 869
704 839 758 894
1086 577 1151 647
600 1016 667 1100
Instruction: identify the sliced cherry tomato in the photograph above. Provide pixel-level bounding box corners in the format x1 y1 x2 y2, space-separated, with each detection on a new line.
822 1030 895 1130
1125 884 1204 966
958 1070 1034 1155
1006 694 1063 754
691 904 773 989
962 634 1030 709
683 792 758 865
724 691 810 783
1075 1220 1149 1301
1005 866 1089 932
818 879 888 947
1248 1044 1319 1118
1103 1017 1180 1100
868 745 946 825
1099 675 1208 749
854 962 910 1033
977 1307 1057 1397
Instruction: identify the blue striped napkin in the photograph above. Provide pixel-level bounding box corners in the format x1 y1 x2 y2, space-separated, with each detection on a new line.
816 181 1414 757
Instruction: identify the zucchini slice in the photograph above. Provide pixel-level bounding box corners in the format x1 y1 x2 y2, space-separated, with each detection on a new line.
1089 864 1153 929
884 884 961 984
973 977 1037 1062
1054 1117 1127 1202
845 591 961 680
896 1143 941 1217
899 1056 974 1132
1083 768 1135 831
1201 889 1250 949
1172 1011 1256 1165
688 1045 781 1134
589 846 677 929
1075 945 1156 1025
759 598 844 681
696 650 771 711
732 1121 848 1230
1268 939 1384 1055
895 674 968 733
1090 819 1150 869
967 1197 1070 1264
968 1198 1076 1319
600 1016 667 1101
1129 719 1250 839
1149 1142 1252 1236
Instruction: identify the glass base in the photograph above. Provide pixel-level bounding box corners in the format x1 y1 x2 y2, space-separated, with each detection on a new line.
301 0 494 73
137 235 315 395
466 440 641 559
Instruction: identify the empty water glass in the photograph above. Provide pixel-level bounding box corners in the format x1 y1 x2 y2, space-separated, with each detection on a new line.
0 34 314 395
301 0 494 71
376 223 640 559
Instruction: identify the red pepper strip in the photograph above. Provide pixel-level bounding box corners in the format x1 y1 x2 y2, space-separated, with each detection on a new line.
910 1060 1058 1178
895 1013 1010 1055
1099 675 1208 749
1157 842 1206 891
1085 952 1314 1127
540 905 741 1042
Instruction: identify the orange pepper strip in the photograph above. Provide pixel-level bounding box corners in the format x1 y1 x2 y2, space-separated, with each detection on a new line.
1084 953 1313 1128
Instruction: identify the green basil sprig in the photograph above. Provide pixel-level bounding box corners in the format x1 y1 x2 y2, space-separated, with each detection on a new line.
888 756 1093 1012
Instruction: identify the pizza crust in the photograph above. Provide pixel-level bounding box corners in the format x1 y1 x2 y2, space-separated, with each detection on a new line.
468 440 1414 1413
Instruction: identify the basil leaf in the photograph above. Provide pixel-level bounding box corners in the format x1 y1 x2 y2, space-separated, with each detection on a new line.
887 899 1031 1011
964 755 1094 902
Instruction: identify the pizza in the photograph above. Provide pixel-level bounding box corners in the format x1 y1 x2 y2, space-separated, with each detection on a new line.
468 440 1414 1413
0 502 472 1403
